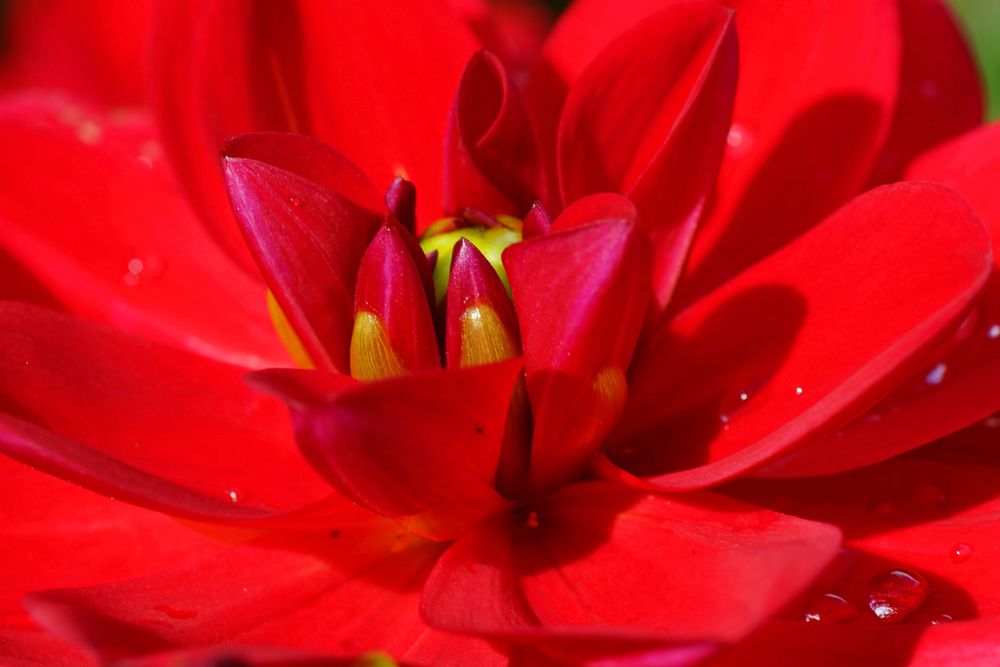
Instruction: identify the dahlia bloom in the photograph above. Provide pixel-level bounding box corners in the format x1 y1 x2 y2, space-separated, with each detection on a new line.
0 1 999 666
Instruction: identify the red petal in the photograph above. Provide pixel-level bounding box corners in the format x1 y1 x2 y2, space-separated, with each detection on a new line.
2 0 145 106
615 183 991 489
866 0 984 185
504 220 652 492
296 0 482 230
148 0 312 274
444 51 549 215
728 448 1000 624
286 361 522 540
352 222 441 378
0 303 335 523
707 619 1000 667
547 193 636 234
557 2 737 310
0 456 228 616
26 535 505 666
0 626 90 667
116 645 413 667
222 136 384 373
423 482 840 655
678 0 901 303
0 95 288 368
760 123 1000 477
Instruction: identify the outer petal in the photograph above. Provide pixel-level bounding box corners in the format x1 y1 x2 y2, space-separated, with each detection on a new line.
294 0 482 229
0 303 336 524
761 122 1000 477
422 482 841 661
706 619 1000 667
25 535 505 666
148 0 313 273
273 361 523 540
0 456 230 616
0 95 288 367
678 0 901 303
557 1 738 309
614 183 991 489
1 0 145 106
866 0 984 185
0 626 91 666
504 219 652 492
222 133 384 373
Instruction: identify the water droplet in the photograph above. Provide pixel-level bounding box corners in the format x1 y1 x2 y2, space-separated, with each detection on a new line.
288 196 301 207
988 324 1000 340
228 490 239 503
924 363 947 386
950 543 972 563
867 569 929 622
794 386 804 396
121 253 166 287
802 593 859 624
153 604 198 620
76 120 103 145
930 613 954 624
725 123 754 157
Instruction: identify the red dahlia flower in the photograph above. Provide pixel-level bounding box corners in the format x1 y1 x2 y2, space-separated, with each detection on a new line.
0 0 999 665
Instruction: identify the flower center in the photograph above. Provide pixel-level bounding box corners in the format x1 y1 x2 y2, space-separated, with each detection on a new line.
418 210 522 303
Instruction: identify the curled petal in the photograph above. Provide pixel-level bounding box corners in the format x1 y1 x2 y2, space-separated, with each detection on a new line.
445 50 549 215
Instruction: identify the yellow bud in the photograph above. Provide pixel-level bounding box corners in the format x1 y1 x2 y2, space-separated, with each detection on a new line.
459 305 519 367
266 291 314 369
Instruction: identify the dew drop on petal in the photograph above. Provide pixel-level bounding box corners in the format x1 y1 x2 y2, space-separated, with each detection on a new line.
794 386 803 396
802 593 860 624
924 363 947 386
950 543 972 563
288 196 301 208
988 324 1000 340
228 490 239 503
867 569 929 622
930 614 954 625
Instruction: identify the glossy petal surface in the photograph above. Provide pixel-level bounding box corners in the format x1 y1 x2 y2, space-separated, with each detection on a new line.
616 183 991 488
423 482 841 654
505 220 652 491
0 95 287 367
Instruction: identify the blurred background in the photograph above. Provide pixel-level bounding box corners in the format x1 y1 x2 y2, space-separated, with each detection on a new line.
0 0 997 119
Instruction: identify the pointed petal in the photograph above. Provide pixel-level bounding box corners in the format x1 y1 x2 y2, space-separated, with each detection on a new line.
25 535 505 666
0 95 288 368
760 123 1000 477
288 361 522 540
504 220 652 492
296 0 482 229
557 2 738 310
0 303 336 523
866 0 984 185
222 135 384 373
444 50 549 215
615 183 991 489
678 0 901 303
351 223 440 380
423 482 840 655
446 239 522 368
